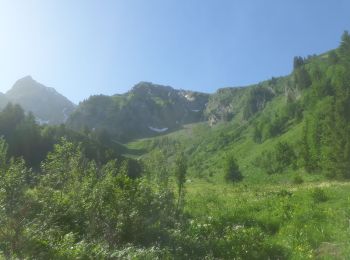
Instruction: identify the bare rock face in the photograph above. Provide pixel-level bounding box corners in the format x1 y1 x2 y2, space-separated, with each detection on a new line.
5 76 76 125
204 87 248 125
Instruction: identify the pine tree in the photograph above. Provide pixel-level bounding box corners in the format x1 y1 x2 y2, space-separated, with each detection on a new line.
301 120 312 172
224 154 243 182
174 151 187 212
339 31 350 66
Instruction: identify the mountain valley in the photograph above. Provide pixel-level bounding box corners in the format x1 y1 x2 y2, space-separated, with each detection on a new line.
1 31 350 259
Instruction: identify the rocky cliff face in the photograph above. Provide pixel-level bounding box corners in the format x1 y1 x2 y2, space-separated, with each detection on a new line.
203 78 290 126
204 87 248 126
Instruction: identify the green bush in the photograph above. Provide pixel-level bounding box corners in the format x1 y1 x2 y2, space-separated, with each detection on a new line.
311 188 328 203
293 174 304 184
256 142 296 174
224 154 243 182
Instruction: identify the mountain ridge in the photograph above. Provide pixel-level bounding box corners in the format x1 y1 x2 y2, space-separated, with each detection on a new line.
67 81 210 140
1 75 76 125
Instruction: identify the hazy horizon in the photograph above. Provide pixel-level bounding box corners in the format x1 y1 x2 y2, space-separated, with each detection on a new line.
1 0 350 103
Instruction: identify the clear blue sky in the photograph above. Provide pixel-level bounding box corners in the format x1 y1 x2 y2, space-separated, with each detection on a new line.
0 0 349 103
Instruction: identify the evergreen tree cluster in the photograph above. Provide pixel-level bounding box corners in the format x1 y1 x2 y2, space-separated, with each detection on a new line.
252 32 350 177
0 103 126 169
300 31 350 178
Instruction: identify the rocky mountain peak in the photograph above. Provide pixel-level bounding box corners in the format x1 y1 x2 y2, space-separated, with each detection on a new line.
130 82 175 96
4 77 76 125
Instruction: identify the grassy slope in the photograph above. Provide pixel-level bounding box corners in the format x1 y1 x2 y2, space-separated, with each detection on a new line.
126 121 350 257
186 180 350 259
125 93 310 182
124 50 350 258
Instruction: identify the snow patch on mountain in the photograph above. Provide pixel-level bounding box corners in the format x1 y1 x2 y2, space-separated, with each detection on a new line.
184 94 195 101
36 117 50 125
148 126 168 133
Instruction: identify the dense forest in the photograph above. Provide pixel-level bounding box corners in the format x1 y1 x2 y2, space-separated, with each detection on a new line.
1 32 350 258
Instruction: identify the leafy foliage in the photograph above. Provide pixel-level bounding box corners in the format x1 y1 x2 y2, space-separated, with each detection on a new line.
0 139 177 258
256 141 296 174
174 151 187 211
243 86 275 120
67 82 209 141
2 31 350 259
0 103 126 168
224 154 243 182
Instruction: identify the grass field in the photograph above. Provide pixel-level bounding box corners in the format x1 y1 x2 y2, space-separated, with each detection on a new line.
183 178 350 259
124 116 350 258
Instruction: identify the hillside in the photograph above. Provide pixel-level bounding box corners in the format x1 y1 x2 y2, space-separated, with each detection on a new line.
4 76 76 124
0 93 9 110
126 32 350 183
1 31 350 259
66 80 284 141
67 81 209 140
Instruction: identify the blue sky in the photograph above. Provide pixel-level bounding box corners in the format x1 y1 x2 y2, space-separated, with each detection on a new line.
0 0 349 103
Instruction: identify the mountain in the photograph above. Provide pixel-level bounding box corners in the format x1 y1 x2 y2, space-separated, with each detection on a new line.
127 37 350 181
67 81 209 140
0 92 9 110
68 79 284 142
5 76 76 124
203 76 288 126
66 79 285 141
2 31 350 260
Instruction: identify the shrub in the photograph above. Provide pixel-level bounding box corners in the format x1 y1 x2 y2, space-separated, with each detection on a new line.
311 188 328 203
293 174 304 184
256 142 296 174
224 154 243 182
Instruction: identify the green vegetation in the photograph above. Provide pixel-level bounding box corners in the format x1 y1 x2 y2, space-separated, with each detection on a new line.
224 153 242 182
0 138 177 258
67 82 209 140
256 141 296 174
1 32 350 258
0 102 126 169
174 151 187 212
